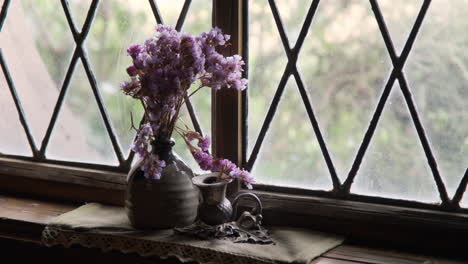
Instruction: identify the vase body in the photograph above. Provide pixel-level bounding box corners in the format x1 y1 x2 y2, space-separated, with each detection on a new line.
125 139 199 229
192 173 233 225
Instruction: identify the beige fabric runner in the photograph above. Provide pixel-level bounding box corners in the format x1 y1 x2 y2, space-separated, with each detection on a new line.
42 203 343 264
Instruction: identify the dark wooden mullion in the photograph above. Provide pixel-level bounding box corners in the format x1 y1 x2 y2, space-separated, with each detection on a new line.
342 0 432 194
0 51 39 158
0 0 10 32
148 0 164 25
40 0 99 159
452 169 468 206
369 0 450 205
213 0 244 195
267 0 341 189
241 0 248 168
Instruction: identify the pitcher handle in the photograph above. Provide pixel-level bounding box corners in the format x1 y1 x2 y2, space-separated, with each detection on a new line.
231 192 262 221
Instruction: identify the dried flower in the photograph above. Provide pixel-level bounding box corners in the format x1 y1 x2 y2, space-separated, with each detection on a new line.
192 151 213 171
178 128 254 189
141 154 166 180
197 135 211 152
122 25 248 180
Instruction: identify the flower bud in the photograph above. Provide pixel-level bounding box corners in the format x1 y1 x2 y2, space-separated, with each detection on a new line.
126 65 138 76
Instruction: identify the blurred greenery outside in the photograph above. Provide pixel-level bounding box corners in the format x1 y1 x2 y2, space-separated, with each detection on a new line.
4 1 467 204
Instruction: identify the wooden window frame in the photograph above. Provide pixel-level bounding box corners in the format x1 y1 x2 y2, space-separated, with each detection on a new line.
1 0 468 254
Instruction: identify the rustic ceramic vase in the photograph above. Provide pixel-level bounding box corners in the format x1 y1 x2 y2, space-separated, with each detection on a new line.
125 139 199 229
192 173 233 225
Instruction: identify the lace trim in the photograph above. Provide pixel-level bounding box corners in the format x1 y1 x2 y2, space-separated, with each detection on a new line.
42 226 274 264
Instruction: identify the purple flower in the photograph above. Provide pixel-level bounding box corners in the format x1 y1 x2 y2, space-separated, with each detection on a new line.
131 123 153 158
201 53 247 91
120 77 140 96
127 44 144 59
141 154 166 180
197 135 211 152
193 151 213 171
230 168 255 189
199 27 230 53
134 52 149 69
180 34 205 82
126 65 138 76
122 26 249 181
212 159 236 173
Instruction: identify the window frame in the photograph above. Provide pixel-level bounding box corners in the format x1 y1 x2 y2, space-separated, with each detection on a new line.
1 0 468 252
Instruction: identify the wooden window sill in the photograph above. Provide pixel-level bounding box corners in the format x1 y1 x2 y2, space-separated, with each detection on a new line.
0 194 76 243
0 193 465 264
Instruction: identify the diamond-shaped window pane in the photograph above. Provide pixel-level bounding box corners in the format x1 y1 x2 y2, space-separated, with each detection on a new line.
0 0 74 143
275 0 311 45
379 0 422 54
68 0 91 30
0 68 31 156
252 79 332 191
405 0 468 200
297 0 392 182
158 1 186 27
47 61 118 165
352 84 440 203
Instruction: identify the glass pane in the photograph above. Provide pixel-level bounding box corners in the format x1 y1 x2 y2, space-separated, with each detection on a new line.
179 0 213 35
352 84 440 203
252 79 332 190
0 0 74 143
87 0 212 156
379 0 422 53
46 61 118 165
0 69 31 156
297 0 391 181
157 0 185 27
405 0 468 200
69 0 91 29
276 0 312 45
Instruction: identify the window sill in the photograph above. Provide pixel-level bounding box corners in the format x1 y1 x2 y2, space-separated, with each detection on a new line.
0 194 76 243
0 193 465 264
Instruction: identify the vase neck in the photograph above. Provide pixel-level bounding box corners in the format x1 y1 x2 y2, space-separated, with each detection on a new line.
198 183 228 205
152 138 175 162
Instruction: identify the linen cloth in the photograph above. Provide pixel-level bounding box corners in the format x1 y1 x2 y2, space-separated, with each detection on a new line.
42 203 343 264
